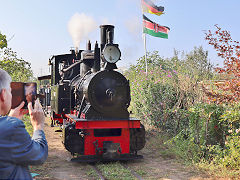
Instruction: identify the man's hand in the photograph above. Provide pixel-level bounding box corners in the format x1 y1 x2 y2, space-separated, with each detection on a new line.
28 99 45 131
9 101 28 119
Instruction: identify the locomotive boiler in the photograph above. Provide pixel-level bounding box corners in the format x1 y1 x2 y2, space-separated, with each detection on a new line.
39 25 145 162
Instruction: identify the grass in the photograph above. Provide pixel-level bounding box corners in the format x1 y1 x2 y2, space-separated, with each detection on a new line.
135 168 147 176
86 164 99 179
145 130 176 159
22 115 33 135
197 160 240 179
96 162 135 180
154 130 240 179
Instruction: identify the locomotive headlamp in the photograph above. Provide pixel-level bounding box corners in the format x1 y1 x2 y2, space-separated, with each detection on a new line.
102 44 121 63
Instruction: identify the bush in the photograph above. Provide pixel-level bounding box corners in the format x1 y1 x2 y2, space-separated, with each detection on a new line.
126 65 181 133
189 103 225 146
167 103 240 171
167 130 204 162
167 104 225 161
125 48 214 134
219 134 240 168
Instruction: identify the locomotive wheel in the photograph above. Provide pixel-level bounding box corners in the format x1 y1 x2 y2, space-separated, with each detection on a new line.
130 124 146 153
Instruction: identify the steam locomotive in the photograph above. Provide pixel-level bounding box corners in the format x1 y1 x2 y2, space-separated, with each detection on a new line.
38 25 145 162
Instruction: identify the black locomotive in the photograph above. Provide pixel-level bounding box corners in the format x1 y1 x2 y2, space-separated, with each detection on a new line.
39 25 145 162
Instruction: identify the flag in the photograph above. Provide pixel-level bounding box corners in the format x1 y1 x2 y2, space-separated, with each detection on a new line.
142 0 164 16
143 15 170 39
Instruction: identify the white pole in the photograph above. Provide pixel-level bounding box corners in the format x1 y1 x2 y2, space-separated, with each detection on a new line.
143 33 148 75
141 0 148 75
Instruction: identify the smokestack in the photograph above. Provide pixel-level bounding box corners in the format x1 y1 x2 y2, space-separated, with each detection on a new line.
92 41 100 73
87 40 91 50
100 25 114 50
75 47 78 58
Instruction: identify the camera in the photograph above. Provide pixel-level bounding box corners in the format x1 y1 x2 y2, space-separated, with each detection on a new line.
10 82 37 109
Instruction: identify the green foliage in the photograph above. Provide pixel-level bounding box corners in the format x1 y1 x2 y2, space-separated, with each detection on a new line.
167 130 203 162
179 46 214 81
167 103 240 172
127 47 240 174
218 135 240 168
22 115 33 136
126 64 180 133
188 103 225 146
166 104 225 162
0 32 33 81
0 32 7 49
221 103 240 131
0 47 33 81
214 104 240 169
125 47 214 134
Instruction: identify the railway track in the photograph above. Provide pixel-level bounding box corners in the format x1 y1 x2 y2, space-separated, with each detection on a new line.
90 164 106 180
121 163 144 180
90 162 144 180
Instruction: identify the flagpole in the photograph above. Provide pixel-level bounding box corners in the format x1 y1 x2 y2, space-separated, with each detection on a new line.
141 0 169 75
143 33 148 75
141 0 148 75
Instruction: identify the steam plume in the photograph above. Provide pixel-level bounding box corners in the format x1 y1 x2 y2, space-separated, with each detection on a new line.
68 13 97 48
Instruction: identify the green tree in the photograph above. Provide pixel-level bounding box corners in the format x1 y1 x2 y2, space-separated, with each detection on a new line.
0 32 7 49
180 46 214 81
0 32 33 81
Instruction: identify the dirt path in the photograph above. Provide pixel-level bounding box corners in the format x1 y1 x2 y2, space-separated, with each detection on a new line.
33 118 91 180
33 118 210 180
124 131 210 180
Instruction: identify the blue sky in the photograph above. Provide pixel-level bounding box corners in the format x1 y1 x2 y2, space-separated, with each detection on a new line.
0 0 239 76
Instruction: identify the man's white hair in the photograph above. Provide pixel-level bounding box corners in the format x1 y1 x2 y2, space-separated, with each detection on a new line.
0 69 12 93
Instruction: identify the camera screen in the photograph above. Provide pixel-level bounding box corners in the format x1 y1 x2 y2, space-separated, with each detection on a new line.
24 83 37 104
11 82 37 109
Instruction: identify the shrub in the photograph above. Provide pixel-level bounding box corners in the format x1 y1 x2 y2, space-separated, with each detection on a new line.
168 103 240 171
127 65 180 133
125 48 214 134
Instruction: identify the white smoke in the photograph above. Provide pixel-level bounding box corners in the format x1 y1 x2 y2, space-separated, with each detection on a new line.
125 16 142 35
68 13 97 48
100 17 113 25
125 16 142 41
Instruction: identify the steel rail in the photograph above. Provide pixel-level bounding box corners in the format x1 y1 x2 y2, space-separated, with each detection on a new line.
121 163 144 180
90 164 106 180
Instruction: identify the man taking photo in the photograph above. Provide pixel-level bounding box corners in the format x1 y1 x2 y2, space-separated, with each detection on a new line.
0 69 48 180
